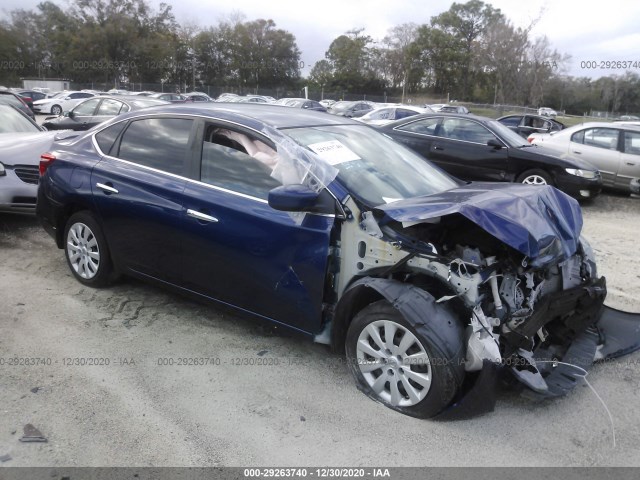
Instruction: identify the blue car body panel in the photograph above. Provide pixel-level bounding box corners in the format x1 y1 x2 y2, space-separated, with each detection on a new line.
376 182 583 268
179 181 333 333
90 157 187 284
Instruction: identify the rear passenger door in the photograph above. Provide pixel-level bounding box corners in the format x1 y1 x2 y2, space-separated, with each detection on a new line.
179 121 335 333
90 117 196 283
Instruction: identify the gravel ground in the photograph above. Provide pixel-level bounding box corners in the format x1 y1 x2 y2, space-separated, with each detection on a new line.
0 192 639 467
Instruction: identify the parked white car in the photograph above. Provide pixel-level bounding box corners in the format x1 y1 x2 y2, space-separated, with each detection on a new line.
32 91 96 115
357 105 434 125
538 107 558 117
528 122 640 192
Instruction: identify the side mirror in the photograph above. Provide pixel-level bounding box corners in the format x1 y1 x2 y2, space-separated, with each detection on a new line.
64 111 73 118
487 138 503 149
268 184 320 212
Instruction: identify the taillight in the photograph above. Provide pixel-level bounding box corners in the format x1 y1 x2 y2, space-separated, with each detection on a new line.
527 137 534 143
39 153 56 176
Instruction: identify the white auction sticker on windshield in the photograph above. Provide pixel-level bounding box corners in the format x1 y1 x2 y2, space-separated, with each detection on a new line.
308 140 361 165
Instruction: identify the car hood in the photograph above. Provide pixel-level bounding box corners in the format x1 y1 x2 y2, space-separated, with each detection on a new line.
376 182 582 268
510 144 597 170
0 131 73 166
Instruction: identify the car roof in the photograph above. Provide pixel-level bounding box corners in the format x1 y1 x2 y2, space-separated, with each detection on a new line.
101 102 363 130
566 121 640 131
382 112 488 128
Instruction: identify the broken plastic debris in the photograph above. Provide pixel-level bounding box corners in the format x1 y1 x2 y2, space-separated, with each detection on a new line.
19 423 47 443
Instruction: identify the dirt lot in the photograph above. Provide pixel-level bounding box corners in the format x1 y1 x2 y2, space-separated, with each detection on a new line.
0 193 639 467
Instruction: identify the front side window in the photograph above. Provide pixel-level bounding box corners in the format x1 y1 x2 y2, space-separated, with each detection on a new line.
116 118 193 175
440 118 495 144
200 125 280 199
499 116 521 127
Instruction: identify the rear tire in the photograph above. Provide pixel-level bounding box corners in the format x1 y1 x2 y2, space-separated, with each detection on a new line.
517 169 553 186
64 211 114 287
345 300 464 418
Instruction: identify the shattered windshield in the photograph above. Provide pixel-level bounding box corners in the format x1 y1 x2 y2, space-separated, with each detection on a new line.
284 125 457 206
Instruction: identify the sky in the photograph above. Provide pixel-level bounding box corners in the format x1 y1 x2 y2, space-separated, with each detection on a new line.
2 0 639 79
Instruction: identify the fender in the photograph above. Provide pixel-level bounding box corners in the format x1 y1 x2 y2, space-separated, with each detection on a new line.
332 277 465 379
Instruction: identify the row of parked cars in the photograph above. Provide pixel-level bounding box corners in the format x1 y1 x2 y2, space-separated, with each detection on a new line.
2 93 640 419
2 87 640 218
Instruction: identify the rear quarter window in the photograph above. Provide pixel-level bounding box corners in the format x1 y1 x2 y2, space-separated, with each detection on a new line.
95 122 127 156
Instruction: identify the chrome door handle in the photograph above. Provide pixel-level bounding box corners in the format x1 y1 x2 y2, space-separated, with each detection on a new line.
96 183 119 194
572 150 581 154
433 145 444 151
187 209 218 223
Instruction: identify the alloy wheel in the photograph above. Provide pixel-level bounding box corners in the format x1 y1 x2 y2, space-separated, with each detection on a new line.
356 319 432 407
66 222 101 279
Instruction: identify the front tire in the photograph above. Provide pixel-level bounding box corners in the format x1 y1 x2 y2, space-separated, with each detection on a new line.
64 211 114 287
51 104 62 116
345 300 464 418
517 169 553 186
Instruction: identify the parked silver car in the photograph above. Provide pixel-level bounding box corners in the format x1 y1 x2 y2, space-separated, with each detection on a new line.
0 104 75 214
528 122 640 192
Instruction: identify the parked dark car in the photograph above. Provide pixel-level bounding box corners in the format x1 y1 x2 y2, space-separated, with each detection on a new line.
36 104 638 418
43 96 169 131
0 90 36 120
498 114 565 138
328 101 374 118
379 113 602 200
284 98 327 112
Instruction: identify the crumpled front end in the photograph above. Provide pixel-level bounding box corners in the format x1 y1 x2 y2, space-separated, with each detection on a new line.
341 182 640 415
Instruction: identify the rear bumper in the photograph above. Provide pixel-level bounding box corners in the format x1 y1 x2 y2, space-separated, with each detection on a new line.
36 182 63 246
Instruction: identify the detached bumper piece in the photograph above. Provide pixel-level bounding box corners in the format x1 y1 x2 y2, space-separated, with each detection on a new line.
596 306 640 359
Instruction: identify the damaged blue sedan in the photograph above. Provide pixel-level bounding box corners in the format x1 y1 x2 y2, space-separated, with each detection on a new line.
36 104 640 418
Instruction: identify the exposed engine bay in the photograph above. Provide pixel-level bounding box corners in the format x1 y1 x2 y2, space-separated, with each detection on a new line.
328 183 635 413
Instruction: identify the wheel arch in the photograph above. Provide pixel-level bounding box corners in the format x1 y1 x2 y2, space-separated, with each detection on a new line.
331 277 466 375
516 167 556 186
55 202 97 248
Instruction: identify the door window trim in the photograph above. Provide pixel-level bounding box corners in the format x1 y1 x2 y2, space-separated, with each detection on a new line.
89 113 340 213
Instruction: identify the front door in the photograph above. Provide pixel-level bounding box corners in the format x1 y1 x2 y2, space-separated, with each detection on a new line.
180 121 334 333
